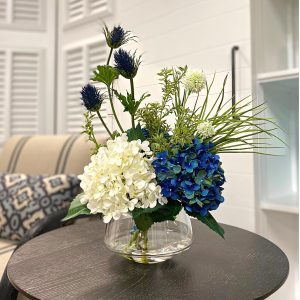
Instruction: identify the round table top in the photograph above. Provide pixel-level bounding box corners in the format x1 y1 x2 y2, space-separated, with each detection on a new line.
7 220 289 300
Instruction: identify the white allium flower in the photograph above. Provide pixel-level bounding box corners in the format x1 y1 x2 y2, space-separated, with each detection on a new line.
197 121 216 139
78 134 167 223
183 70 206 93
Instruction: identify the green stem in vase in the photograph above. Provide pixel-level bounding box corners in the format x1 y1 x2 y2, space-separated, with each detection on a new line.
125 228 149 264
140 230 149 264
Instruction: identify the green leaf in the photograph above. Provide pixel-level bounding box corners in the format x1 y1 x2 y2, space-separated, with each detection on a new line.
172 165 181 174
132 213 153 231
186 210 225 238
195 170 206 185
114 90 150 116
126 124 146 142
91 65 119 86
114 90 135 114
62 194 91 221
132 202 182 231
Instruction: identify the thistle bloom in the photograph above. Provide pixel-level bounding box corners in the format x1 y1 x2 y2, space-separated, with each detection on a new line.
103 25 134 49
80 84 105 111
183 70 206 93
114 49 141 79
78 134 167 223
197 121 216 139
153 139 225 217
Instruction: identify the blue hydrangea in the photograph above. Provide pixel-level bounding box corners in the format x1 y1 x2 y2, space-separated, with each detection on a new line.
152 139 225 217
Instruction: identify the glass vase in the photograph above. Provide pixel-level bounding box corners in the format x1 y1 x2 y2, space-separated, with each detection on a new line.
104 209 193 264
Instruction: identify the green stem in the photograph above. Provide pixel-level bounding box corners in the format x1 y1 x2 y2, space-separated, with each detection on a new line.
91 131 99 149
107 48 113 65
140 230 149 264
131 115 135 129
130 78 136 129
96 111 113 138
107 86 124 132
125 228 149 263
192 90 200 114
130 78 135 100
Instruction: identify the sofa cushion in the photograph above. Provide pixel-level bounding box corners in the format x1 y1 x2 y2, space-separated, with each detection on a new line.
0 173 80 241
0 134 108 175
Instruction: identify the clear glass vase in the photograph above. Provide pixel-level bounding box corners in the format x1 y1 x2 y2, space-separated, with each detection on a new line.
104 209 193 264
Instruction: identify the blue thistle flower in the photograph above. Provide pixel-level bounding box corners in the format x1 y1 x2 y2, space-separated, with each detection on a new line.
103 25 134 49
114 49 141 79
80 84 105 111
153 139 225 217
141 128 150 139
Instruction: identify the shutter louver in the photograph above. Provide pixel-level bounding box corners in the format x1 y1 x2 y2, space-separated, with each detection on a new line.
0 0 6 22
12 0 40 25
64 41 110 134
88 0 108 14
0 51 5 146
67 0 84 23
87 41 108 133
87 41 106 77
65 47 85 134
11 51 40 135
64 0 111 26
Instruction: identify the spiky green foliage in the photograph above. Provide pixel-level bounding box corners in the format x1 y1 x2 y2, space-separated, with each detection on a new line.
136 102 173 152
157 66 189 113
81 112 100 154
137 67 283 155
194 75 284 154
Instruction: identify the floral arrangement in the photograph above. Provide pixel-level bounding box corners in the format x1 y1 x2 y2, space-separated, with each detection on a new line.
64 25 281 239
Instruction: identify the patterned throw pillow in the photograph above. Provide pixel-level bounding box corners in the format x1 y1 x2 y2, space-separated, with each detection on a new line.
0 174 80 241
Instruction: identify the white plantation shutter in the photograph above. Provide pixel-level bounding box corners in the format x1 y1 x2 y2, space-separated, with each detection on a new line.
87 41 106 78
88 0 108 14
87 41 109 133
11 51 40 135
0 0 6 22
67 0 84 23
12 0 40 25
0 50 5 146
63 40 110 134
65 47 85 134
64 0 111 26
0 0 44 29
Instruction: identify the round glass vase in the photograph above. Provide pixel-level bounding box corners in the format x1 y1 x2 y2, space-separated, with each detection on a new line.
104 209 193 264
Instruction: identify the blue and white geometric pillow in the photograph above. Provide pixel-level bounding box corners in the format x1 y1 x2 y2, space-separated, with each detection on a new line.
0 174 80 241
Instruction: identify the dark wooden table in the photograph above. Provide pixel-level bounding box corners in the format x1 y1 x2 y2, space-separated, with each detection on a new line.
7 220 289 300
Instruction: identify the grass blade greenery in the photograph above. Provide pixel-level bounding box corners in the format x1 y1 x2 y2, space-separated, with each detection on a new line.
136 67 283 156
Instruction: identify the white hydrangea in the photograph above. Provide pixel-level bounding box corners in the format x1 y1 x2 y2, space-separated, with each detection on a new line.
78 134 167 223
197 121 216 139
183 70 206 93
